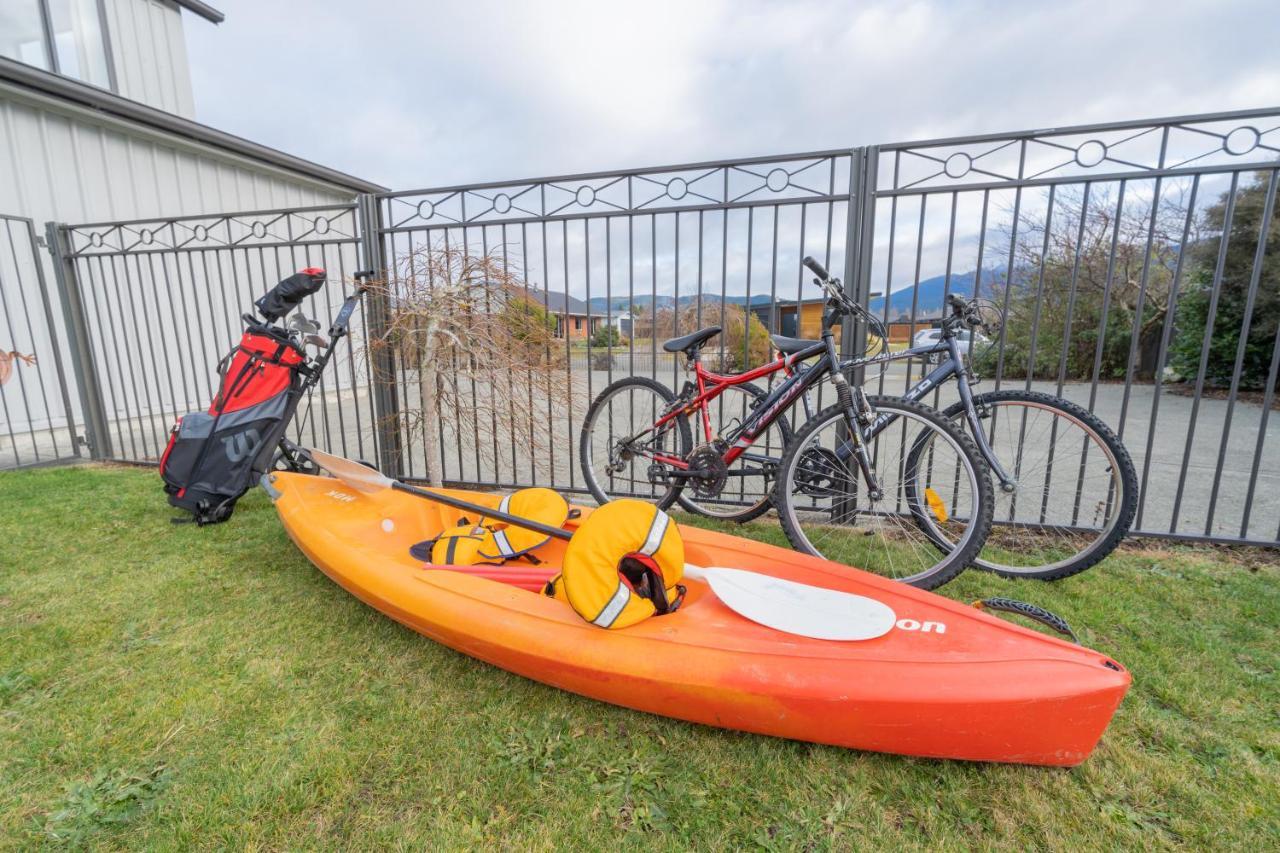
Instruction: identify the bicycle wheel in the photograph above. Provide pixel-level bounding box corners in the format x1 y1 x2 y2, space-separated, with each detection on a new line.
939 390 1138 579
676 382 793 523
773 396 993 589
579 376 692 509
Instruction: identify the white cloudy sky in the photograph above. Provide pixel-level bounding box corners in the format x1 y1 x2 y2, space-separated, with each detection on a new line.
186 0 1280 190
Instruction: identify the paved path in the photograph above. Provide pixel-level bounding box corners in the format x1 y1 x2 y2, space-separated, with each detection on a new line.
6 357 1277 543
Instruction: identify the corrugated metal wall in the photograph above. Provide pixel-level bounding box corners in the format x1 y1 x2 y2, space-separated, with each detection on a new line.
0 82 357 433
0 85 355 224
102 0 196 118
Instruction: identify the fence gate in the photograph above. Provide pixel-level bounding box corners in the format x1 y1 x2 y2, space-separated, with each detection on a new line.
372 151 865 492
0 214 79 470
46 204 383 470
861 109 1280 544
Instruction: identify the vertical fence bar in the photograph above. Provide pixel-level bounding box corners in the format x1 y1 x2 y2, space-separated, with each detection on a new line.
45 222 110 460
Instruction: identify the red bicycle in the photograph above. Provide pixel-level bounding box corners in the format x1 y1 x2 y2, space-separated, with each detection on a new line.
581 327 798 523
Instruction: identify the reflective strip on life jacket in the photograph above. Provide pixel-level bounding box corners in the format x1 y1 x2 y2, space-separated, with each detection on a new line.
591 582 632 628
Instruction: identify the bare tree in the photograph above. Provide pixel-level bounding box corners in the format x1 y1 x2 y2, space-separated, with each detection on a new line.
987 183 1196 380
366 241 576 487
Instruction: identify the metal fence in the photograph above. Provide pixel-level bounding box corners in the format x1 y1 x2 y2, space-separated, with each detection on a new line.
21 107 1280 546
0 214 79 469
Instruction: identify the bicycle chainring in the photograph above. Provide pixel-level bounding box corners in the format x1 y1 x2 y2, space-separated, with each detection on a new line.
688 443 729 498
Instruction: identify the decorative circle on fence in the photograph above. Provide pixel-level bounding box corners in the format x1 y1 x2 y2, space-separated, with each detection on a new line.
314 216 330 235
1075 139 1107 168
666 177 688 200
251 221 267 238
140 229 154 245
493 193 512 214
90 232 103 248
1224 126 1260 156
416 200 435 219
194 225 208 241
944 153 972 179
576 186 596 206
766 168 790 192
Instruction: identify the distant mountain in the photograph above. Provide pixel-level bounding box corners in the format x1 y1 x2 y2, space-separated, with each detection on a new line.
586 293 776 312
869 270 1004 319
585 271 1003 318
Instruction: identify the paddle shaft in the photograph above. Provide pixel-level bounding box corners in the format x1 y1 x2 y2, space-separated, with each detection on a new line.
392 481 573 542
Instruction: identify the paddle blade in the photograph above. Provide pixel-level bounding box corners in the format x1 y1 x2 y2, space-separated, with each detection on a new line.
691 566 897 641
307 448 395 494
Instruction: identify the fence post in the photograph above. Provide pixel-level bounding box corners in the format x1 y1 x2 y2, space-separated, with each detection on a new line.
831 148 877 521
356 194 404 478
44 222 112 460
840 146 878 371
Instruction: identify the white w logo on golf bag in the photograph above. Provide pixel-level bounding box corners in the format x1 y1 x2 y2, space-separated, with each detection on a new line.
222 428 263 462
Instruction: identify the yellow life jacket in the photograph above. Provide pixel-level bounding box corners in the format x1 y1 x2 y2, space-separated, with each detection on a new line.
544 499 685 629
477 488 569 562
429 526 489 565
420 487 571 566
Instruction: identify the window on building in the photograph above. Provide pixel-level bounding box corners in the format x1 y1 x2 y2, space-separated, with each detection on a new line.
0 0 112 89
0 1 49 69
574 317 582 331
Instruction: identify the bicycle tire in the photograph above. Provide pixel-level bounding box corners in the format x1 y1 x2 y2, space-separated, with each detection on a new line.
579 376 692 509
773 395 994 590
939 389 1138 580
676 381 794 523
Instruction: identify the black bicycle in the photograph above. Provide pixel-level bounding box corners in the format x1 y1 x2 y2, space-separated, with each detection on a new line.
765 288 1138 580
581 258 995 589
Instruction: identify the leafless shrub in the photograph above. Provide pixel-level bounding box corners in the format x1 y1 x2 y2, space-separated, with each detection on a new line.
366 240 576 486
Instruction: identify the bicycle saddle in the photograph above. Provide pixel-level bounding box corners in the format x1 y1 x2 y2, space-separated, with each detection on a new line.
662 326 721 354
770 334 821 356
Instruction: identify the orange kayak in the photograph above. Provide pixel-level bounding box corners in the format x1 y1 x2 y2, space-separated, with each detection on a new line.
263 471 1129 766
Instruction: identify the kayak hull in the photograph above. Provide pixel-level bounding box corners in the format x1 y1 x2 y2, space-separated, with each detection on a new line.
264 471 1129 766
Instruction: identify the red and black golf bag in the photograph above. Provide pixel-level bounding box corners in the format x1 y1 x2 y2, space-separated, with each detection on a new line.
160 268 370 524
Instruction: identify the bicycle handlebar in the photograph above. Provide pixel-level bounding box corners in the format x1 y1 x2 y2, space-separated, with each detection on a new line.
802 256 831 281
945 293 987 331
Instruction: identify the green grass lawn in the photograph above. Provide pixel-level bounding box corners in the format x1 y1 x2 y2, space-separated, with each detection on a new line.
2 465 1277 848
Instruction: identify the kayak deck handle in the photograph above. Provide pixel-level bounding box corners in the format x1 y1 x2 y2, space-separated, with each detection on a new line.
973 597 1078 643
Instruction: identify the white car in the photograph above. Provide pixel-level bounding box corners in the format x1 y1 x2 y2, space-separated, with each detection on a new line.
911 328 990 350
912 328 991 362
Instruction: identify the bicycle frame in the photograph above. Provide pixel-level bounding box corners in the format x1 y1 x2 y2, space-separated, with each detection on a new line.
642 346 832 472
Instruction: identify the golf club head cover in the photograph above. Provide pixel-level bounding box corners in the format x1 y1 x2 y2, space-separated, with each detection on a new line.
255 268 326 322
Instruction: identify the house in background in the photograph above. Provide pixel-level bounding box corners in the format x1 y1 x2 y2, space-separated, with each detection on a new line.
530 290 602 340
0 0 384 467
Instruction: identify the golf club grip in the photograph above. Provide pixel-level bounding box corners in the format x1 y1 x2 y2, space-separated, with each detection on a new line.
391 481 573 541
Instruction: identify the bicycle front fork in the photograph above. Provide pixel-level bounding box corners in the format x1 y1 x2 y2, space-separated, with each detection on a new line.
825 340 882 500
